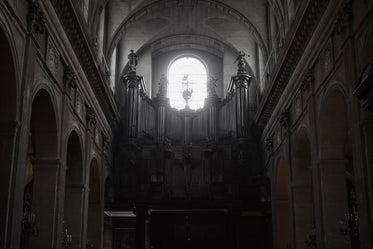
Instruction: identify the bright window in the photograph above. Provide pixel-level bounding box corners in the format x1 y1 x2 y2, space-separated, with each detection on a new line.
168 56 207 110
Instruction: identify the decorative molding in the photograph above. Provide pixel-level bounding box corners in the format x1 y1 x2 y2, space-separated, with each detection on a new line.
255 0 330 133
265 135 274 152
279 110 290 129
63 66 77 90
333 0 353 35
301 69 314 92
46 37 60 77
102 134 109 153
86 106 97 128
51 0 119 129
319 38 334 80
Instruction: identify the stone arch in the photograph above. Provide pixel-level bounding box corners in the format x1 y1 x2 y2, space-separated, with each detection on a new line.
29 89 58 158
292 129 315 249
65 131 83 184
25 89 59 249
65 124 85 161
0 23 18 247
64 131 84 249
274 157 291 249
31 81 60 128
87 158 103 249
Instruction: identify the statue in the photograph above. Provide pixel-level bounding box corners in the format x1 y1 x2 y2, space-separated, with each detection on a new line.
156 74 168 97
236 50 247 74
128 49 138 73
207 75 218 97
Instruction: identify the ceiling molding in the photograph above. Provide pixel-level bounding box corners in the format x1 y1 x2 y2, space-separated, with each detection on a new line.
254 0 330 134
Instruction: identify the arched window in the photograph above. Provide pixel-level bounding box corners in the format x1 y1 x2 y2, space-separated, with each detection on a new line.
168 56 207 110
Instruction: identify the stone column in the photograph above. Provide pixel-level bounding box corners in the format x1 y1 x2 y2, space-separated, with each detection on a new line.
122 72 143 138
64 184 85 249
291 183 314 249
87 201 102 249
29 158 60 249
318 159 350 249
0 119 19 247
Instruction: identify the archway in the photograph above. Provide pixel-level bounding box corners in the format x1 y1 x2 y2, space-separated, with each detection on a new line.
64 131 84 249
0 26 17 247
25 89 59 249
318 89 359 249
87 158 102 249
275 158 290 249
292 130 315 249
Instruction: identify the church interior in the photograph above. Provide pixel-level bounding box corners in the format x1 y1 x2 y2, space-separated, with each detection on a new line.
1 0 373 249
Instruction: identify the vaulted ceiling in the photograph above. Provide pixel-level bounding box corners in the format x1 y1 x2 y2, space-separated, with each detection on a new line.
88 0 297 93
93 0 290 57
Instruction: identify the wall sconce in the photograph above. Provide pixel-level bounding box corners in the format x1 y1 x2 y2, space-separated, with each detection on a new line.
22 200 39 237
62 222 72 248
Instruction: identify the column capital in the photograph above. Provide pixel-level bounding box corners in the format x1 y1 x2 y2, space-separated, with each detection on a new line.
228 74 252 93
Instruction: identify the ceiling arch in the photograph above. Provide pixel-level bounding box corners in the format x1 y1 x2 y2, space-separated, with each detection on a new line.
106 0 269 61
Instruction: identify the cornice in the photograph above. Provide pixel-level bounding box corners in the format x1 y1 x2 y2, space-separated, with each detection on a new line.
254 0 330 134
51 0 119 129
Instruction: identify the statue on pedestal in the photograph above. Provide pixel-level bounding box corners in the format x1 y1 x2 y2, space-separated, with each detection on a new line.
156 74 168 97
236 50 247 74
128 49 138 73
207 75 219 98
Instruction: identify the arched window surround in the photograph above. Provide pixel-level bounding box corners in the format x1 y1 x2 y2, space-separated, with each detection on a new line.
167 54 209 110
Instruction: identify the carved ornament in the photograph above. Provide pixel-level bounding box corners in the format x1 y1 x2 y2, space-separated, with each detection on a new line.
64 66 77 90
86 106 97 127
28 0 46 34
